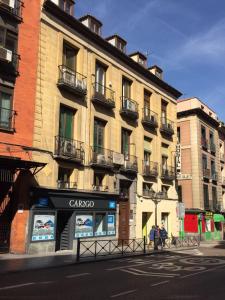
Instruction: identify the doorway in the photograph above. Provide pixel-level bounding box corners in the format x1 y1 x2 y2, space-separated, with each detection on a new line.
142 212 151 240
55 211 73 251
118 201 130 241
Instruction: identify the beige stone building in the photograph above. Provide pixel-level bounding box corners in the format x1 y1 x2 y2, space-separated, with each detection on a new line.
28 0 181 253
177 98 224 240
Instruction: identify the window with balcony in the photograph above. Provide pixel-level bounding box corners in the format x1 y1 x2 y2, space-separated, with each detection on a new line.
121 128 130 158
203 184 209 209
63 43 77 71
57 167 73 189
177 127 180 143
162 155 168 171
162 185 169 198
201 125 207 149
161 100 167 124
212 186 217 210
59 0 74 15
94 118 105 153
144 90 151 110
93 172 104 191
143 182 153 197
0 87 14 131
209 131 216 153
122 77 131 99
59 105 74 139
95 62 106 95
202 154 207 170
0 26 18 71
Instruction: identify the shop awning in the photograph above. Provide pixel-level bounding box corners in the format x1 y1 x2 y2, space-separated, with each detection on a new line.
0 156 46 175
213 214 225 222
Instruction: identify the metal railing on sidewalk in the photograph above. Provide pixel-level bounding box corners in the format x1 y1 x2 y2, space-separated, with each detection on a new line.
76 235 200 262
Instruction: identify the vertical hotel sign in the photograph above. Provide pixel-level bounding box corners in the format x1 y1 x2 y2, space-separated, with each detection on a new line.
176 144 181 173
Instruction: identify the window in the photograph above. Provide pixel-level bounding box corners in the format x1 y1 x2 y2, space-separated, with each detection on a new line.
121 128 130 157
178 185 182 202
122 77 131 99
63 43 77 70
161 213 169 232
162 155 168 171
203 184 209 209
95 213 107 236
144 151 151 166
0 89 13 129
57 167 73 188
59 106 74 138
93 172 104 189
202 154 207 170
117 39 126 52
143 182 153 196
59 0 74 15
161 101 167 124
90 20 101 35
95 62 106 94
0 27 17 52
0 27 5 46
212 187 217 209
201 126 206 139
94 118 105 153
144 90 151 115
162 185 169 198
177 127 180 143
211 160 216 175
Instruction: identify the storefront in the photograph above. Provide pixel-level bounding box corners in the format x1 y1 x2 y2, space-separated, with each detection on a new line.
28 187 118 254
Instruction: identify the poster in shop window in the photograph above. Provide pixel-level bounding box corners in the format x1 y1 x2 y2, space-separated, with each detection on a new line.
95 214 106 236
75 214 93 238
107 214 116 235
31 214 55 241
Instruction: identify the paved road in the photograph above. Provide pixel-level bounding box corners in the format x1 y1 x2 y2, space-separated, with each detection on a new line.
0 248 225 299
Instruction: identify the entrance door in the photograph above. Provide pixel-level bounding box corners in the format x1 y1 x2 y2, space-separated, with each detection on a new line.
55 211 73 251
118 201 129 241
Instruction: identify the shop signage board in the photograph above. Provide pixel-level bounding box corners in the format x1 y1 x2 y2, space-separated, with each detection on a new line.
50 197 116 210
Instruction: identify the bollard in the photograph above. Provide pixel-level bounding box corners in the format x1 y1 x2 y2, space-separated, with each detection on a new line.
143 236 146 254
76 238 80 262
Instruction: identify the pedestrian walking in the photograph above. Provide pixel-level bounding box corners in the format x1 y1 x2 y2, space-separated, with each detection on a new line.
148 226 155 249
154 225 160 250
160 226 168 247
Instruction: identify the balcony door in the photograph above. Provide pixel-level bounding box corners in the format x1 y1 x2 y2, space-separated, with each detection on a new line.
63 43 76 71
59 106 74 139
0 89 12 129
95 62 106 95
144 90 150 116
121 128 130 159
94 119 105 154
161 101 167 125
162 155 168 173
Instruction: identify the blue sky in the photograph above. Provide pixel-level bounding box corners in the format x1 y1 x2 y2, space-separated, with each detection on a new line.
75 0 225 120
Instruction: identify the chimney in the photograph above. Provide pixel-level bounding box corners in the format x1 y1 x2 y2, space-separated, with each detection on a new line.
105 35 127 53
79 15 102 36
149 65 163 80
129 52 147 68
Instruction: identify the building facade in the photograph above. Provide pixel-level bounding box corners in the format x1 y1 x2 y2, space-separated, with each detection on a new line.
0 0 43 253
177 98 225 240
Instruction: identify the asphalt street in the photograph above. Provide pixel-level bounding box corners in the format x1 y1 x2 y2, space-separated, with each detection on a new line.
0 248 225 299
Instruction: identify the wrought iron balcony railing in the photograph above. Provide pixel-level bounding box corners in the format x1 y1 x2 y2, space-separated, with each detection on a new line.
57 180 77 189
120 97 138 120
90 146 113 169
201 137 208 149
143 161 158 177
54 136 84 163
120 154 138 173
142 108 158 128
57 65 87 96
0 107 16 132
0 0 23 20
202 168 210 179
210 142 216 153
161 166 175 180
92 82 115 108
160 117 174 135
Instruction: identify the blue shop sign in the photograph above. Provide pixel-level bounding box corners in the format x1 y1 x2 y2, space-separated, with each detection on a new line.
36 198 49 207
108 201 116 209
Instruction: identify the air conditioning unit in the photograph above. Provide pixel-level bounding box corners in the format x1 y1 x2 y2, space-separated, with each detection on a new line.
0 47 12 62
62 68 75 85
97 154 106 164
124 160 132 169
1 0 14 8
9 0 15 8
113 152 124 165
127 100 135 111
63 140 74 155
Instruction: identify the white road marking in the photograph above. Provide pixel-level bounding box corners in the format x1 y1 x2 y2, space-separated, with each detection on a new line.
181 264 225 279
66 272 91 278
38 281 54 285
121 268 177 278
110 289 137 298
0 283 34 290
151 280 169 287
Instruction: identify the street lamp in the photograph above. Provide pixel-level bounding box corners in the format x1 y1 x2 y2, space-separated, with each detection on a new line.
151 191 164 250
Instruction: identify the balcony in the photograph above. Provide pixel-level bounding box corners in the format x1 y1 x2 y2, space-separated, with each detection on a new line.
202 168 210 180
120 97 138 120
57 65 87 96
210 142 216 154
142 108 158 129
161 166 175 180
0 48 20 75
160 118 174 136
0 107 16 132
92 83 115 109
120 154 138 174
57 180 77 189
211 172 218 182
201 137 208 150
54 136 84 163
220 153 225 163
0 0 23 21
90 146 113 169
143 161 158 177
143 189 155 198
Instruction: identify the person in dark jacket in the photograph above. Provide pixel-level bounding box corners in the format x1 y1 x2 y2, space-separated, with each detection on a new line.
148 226 155 249
160 226 168 247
